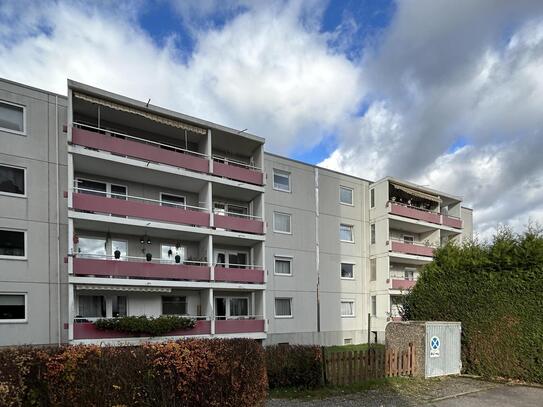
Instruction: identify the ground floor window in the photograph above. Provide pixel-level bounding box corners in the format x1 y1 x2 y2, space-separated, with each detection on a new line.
78 295 106 318
341 300 355 317
0 293 26 321
112 296 127 317
162 296 187 315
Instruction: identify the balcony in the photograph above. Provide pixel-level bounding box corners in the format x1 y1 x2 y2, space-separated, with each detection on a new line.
212 156 264 186
389 202 441 224
442 215 463 229
390 240 434 257
215 318 265 334
214 265 265 284
391 279 416 290
72 189 210 227
72 124 210 174
73 255 211 282
73 318 212 340
213 211 264 235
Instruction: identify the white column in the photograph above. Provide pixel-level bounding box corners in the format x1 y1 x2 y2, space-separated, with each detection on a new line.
209 288 215 335
208 235 214 280
67 88 73 143
207 129 213 172
68 218 74 275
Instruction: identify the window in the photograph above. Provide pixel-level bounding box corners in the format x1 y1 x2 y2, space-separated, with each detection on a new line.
162 296 187 315
0 229 25 258
214 250 248 268
370 189 375 208
274 256 292 276
0 165 25 196
273 169 290 192
76 179 127 199
112 240 127 260
344 338 353 345
370 224 376 244
371 296 377 316
0 294 26 321
370 258 377 281
340 224 354 242
404 267 416 281
78 295 106 318
274 212 291 234
161 244 185 263
340 186 353 205
341 262 354 279
403 235 414 244
0 101 25 134
341 300 355 317
227 204 248 217
275 298 292 317
77 237 106 258
229 298 249 317
112 296 127 317
160 193 186 208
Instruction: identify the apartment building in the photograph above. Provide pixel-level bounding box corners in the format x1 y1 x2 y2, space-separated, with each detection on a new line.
0 77 473 346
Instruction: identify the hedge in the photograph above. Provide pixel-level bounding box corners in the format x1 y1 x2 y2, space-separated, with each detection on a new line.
95 315 195 336
0 339 267 406
403 227 543 383
265 344 323 389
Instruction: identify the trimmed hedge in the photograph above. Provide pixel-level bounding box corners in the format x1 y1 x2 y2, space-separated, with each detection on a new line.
265 345 323 389
403 227 543 383
94 315 195 336
0 339 267 406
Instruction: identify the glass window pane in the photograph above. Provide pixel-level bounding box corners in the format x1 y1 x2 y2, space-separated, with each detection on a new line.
77 237 106 258
228 205 248 217
0 230 25 257
161 193 185 208
110 184 127 200
0 102 24 132
229 298 248 316
162 296 186 315
370 189 375 208
340 187 353 205
341 301 354 316
274 213 291 233
273 170 290 191
78 295 106 318
275 298 292 316
341 263 353 278
275 258 291 275
370 259 376 281
112 296 127 317
77 179 106 196
371 296 377 316
0 165 24 195
0 294 25 320
161 245 185 263
112 240 127 260
370 224 376 244
340 224 353 241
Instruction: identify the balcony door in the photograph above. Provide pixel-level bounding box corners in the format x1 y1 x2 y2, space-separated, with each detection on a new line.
213 201 248 217
214 250 249 268
214 297 249 320
76 178 127 200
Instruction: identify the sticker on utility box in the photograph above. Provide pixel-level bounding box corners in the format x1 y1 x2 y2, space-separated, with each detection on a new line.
430 336 440 358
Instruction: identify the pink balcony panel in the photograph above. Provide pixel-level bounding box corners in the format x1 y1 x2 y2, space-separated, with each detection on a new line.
391 279 416 290
390 203 441 224
73 320 211 340
213 161 264 185
442 215 463 229
391 241 434 257
215 319 265 334
213 214 264 235
73 258 210 281
214 266 264 284
72 127 209 173
72 193 210 227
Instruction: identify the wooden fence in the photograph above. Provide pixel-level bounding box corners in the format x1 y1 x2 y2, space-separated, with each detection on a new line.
323 344 415 386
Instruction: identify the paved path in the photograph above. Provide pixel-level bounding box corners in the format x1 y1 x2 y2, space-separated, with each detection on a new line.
268 377 543 406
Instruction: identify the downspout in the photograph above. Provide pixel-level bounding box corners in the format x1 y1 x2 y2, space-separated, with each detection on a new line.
315 168 320 332
55 95 61 346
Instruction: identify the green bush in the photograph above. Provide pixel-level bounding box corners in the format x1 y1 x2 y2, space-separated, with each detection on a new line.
403 227 543 383
0 339 267 406
265 344 323 389
94 315 195 336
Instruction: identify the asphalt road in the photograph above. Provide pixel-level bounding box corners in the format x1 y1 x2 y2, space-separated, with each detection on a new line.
429 384 543 406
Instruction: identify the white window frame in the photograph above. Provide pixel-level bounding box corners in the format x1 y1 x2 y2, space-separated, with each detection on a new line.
75 177 128 198
160 243 186 264
274 255 293 276
214 249 249 268
0 228 27 260
273 211 292 234
340 299 355 318
403 234 415 244
0 100 26 136
404 267 416 281
340 261 355 280
160 192 186 209
370 188 375 208
215 296 250 318
0 292 28 323
339 186 354 206
273 169 291 192
0 164 27 198
340 223 354 243
274 297 293 318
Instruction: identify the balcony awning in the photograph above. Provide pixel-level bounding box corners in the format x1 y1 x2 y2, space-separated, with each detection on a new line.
74 92 207 135
75 285 171 293
392 184 442 203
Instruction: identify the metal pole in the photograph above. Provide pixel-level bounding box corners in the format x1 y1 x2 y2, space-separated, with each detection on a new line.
367 313 371 347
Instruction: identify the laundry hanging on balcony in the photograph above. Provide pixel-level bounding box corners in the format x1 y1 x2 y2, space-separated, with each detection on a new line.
74 92 208 135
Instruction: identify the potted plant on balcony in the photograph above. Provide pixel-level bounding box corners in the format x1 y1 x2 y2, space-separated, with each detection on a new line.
114 249 121 259
146 253 152 262
175 254 181 264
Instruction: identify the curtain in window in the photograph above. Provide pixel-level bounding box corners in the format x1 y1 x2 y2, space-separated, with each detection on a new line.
275 298 291 316
341 301 354 316
230 298 248 316
340 225 353 241
275 259 290 274
78 296 106 317
274 213 290 232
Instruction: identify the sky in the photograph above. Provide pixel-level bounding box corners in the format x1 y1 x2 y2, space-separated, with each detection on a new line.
1 0 543 239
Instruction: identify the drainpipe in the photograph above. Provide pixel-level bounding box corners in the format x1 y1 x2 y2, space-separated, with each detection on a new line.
315 168 320 333
55 95 61 346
